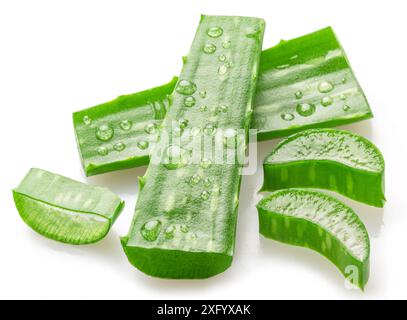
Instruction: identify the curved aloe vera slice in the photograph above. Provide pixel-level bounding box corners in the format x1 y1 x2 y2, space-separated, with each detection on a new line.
122 15 265 278
262 129 385 207
74 27 372 176
257 189 370 289
13 168 124 244
73 78 177 176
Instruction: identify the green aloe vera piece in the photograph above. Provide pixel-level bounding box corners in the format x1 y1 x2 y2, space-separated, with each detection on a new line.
121 15 265 278
261 129 385 207
13 168 124 244
74 27 372 176
257 189 370 290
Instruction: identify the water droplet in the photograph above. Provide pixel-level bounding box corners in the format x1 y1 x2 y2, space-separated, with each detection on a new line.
222 40 231 49
201 191 210 200
180 224 189 233
321 96 333 107
190 233 198 240
203 123 217 135
200 158 212 169
189 174 201 185
164 225 176 239
97 146 108 156
318 81 334 93
83 116 92 125
120 120 132 131
199 105 208 112
226 61 233 68
178 118 189 129
137 140 149 150
207 26 223 38
281 113 295 121
184 96 196 107
343 105 351 111
141 220 162 242
296 103 316 117
163 145 189 170
173 126 184 137
295 91 303 99
218 65 228 75
199 91 207 99
203 177 212 187
341 77 347 84
276 64 290 70
340 94 347 100
203 43 216 54
96 124 114 141
114 142 126 151
212 186 221 195
218 54 226 62
175 79 197 95
144 123 157 134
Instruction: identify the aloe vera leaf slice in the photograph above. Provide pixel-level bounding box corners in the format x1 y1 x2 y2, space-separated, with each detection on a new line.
73 78 177 176
74 27 372 176
261 128 385 207
253 27 372 141
257 189 370 289
121 15 265 279
13 168 125 245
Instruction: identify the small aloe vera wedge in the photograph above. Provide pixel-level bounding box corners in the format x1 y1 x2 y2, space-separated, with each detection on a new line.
13 168 124 244
121 15 265 278
262 129 385 207
74 27 372 176
73 78 177 176
257 189 370 290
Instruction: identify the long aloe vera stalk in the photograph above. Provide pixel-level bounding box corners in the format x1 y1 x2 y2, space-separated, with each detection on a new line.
261 129 385 207
13 168 124 244
74 27 372 176
257 189 370 290
121 15 265 278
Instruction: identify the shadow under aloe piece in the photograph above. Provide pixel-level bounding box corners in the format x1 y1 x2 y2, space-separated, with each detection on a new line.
13 168 124 245
257 189 370 290
261 129 385 207
121 15 265 278
73 27 372 176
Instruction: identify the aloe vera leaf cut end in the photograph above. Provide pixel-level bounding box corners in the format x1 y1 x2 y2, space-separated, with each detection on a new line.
253 27 373 141
122 15 265 278
262 128 385 207
13 168 124 245
257 189 370 289
73 77 178 176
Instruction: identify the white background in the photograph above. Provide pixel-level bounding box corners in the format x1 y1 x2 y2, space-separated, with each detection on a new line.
1 0 406 300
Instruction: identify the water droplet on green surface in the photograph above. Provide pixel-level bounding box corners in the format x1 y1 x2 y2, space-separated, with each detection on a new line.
218 65 228 75
295 91 303 99
207 26 223 38
203 177 212 187
164 225 176 239
97 146 108 156
137 140 149 150
184 96 196 107
199 105 208 112
201 191 210 200
321 96 333 107
222 40 231 49
281 113 295 121
203 43 216 54
120 120 132 131
343 105 351 111
296 103 316 117
203 123 217 135
190 233 198 240
96 124 114 141
144 123 157 134
341 77 347 84
318 81 334 93
340 94 347 100
199 91 207 99
114 142 126 151
83 116 92 125
163 145 189 170
179 118 189 129
175 79 197 95
189 174 201 185
141 220 162 241
218 54 226 62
